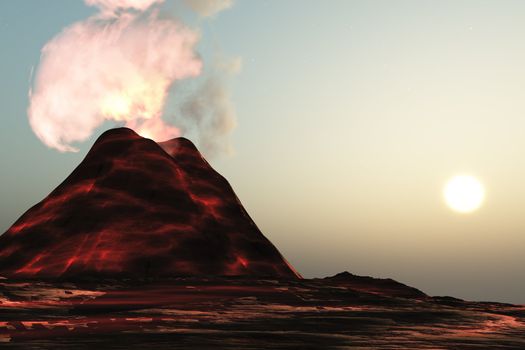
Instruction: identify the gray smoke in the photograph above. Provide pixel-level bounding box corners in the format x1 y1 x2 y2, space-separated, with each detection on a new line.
179 56 241 157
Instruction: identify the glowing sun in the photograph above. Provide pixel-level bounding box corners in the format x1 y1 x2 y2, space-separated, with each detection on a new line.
443 175 485 213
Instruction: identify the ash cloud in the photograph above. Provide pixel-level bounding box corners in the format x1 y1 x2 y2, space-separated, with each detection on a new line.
85 0 165 16
28 0 237 155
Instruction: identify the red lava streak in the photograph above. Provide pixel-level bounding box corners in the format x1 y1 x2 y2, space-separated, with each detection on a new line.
0 128 300 280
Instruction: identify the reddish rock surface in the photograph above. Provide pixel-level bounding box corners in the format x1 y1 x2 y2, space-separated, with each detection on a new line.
0 128 299 280
0 278 524 349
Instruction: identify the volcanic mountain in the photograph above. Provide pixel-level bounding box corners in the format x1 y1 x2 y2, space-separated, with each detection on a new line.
0 128 300 280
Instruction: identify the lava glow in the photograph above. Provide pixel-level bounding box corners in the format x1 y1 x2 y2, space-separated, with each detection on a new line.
28 0 201 151
101 93 132 121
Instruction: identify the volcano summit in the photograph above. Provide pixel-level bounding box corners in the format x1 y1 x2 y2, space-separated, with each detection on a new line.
0 128 299 280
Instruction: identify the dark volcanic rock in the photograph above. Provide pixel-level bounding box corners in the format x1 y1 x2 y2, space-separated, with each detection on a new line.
324 271 427 299
0 278 524 349
0 128 299 280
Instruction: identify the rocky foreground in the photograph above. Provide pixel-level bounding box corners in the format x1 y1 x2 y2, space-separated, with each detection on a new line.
1 275 524 349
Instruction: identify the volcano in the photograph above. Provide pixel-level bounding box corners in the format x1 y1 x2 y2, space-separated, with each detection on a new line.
0 128 299 279
1 129 524 349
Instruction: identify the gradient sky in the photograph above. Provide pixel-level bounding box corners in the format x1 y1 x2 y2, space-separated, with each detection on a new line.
1 0 525 304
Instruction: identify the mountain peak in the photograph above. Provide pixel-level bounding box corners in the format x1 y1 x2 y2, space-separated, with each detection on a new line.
158 137 203 160
91 127 143 147
98 126 141 139
90 128 204 164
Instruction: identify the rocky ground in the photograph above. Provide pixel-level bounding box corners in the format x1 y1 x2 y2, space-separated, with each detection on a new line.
1 275 524 349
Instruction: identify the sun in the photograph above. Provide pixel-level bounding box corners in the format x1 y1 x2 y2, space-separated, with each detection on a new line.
443 175 485 213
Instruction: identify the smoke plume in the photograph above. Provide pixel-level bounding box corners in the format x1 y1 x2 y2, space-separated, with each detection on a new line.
28 0 236 153
179 56 240 156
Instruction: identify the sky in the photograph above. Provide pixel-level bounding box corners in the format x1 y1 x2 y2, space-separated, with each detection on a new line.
1 0 525 304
